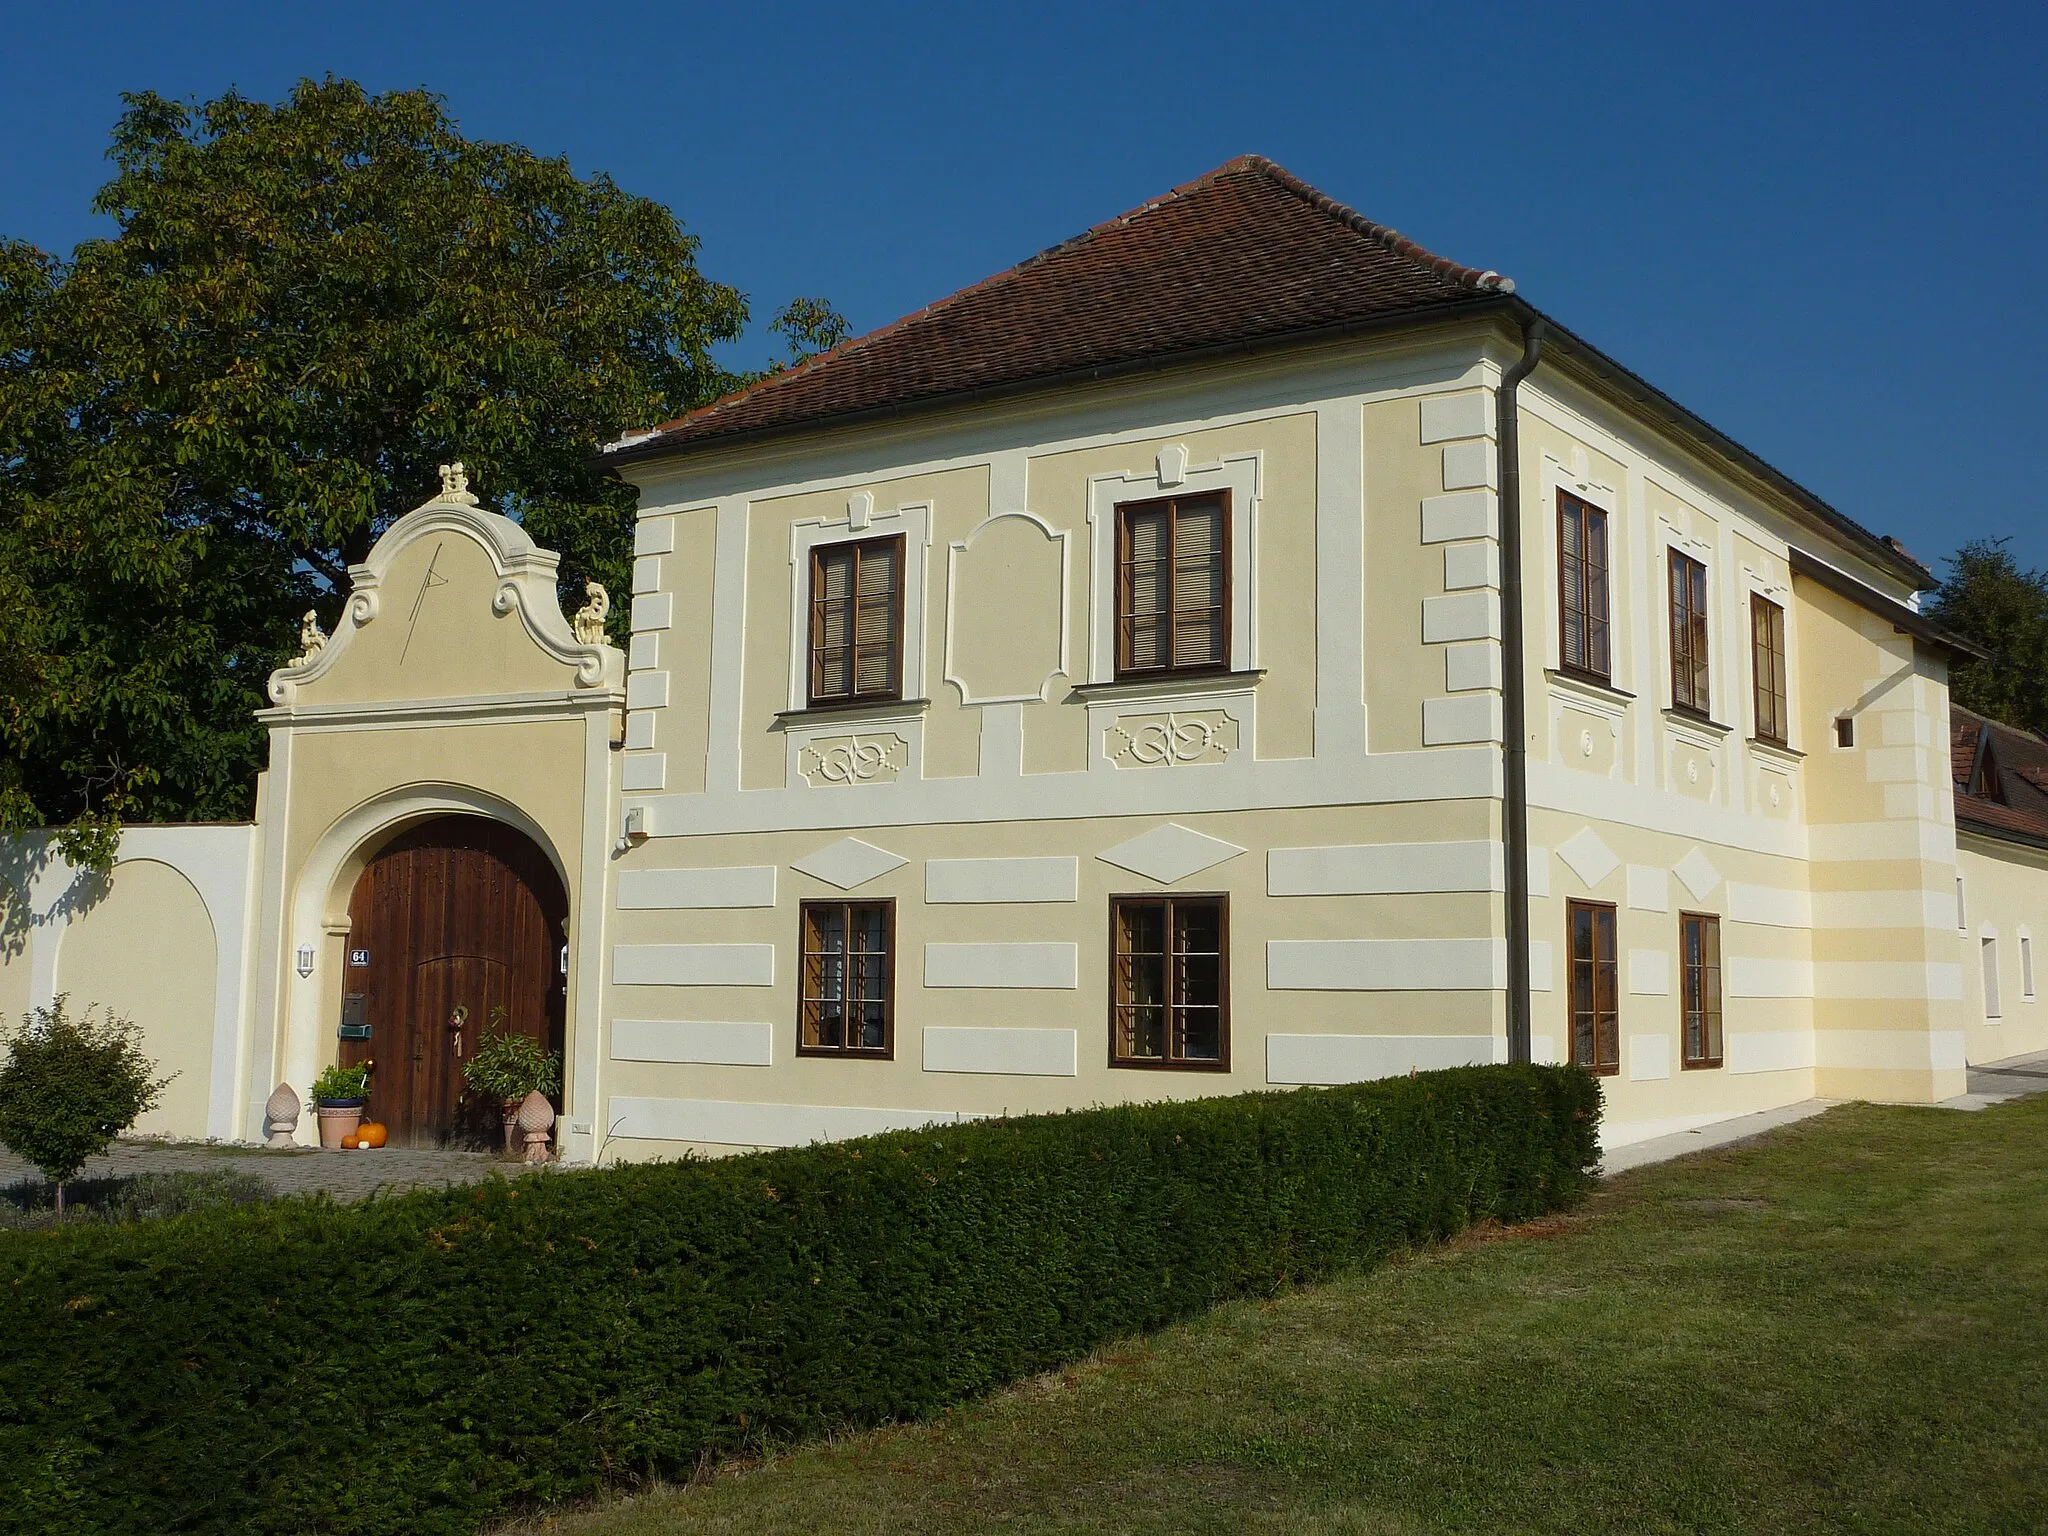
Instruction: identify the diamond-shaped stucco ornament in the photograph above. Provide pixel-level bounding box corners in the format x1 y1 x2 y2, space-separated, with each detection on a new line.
1097 823 1245 886
1556 827 1619 890
791 837 908 891
1674 848 1722 901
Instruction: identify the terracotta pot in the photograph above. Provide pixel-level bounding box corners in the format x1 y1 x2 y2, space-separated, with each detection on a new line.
316 1102 364 1150
501 1099 521 1154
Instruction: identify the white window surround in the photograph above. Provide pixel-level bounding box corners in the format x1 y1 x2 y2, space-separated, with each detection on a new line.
784 500 933 712
1660 533 1717 720
1085 450 1260 684
2020 930 2035 1000
1981 930 2002 1019
1539 454 1621 683
1741 570 1799 753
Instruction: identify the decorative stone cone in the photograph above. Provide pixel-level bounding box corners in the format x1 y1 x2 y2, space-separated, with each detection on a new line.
316 1104 363 1149
515 1090 556 1164
264 1082 301 1148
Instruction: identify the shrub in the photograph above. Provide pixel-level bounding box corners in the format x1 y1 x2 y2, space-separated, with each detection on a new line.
0 1064 1599 1535
0 995 168 1214
460 1013 562 1102
1 1167 272 1231
307 1061 370 1105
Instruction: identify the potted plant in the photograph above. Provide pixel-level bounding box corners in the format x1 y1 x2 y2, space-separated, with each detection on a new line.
461 1014 561 1155
308 1061 372 1149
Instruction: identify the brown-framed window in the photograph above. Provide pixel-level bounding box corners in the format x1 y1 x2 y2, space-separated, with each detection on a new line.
1566 899 1619 1075
797 899 894 1057
1750 594 1789 746
1558 492 1611 681
1116 491 1229 678
1110 894 1229 1069
1669 550 1710 715
1680 912 1723 1069
808 534 904 707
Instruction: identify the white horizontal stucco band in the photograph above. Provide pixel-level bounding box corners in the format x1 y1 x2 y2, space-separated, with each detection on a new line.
1726 1031 1818 1075
924 856 1079 904
1726 959 1967 1002
922 943 1078 989
611 944 775 987
1266 937 1503 991
1816 1028 1968 1073
1265 1033 1505 1084
616 865 777 910
608 1096 972 1149
922 1027 1079 1077
1628 1034 1672 1081
1266 841 1502 896
1726 883 1813 929
610 1019 774 1066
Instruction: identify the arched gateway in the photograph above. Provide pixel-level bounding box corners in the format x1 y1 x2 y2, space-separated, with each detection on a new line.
341 815 568 1147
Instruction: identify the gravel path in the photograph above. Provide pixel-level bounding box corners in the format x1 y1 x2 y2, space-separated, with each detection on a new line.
0 1138 538 1204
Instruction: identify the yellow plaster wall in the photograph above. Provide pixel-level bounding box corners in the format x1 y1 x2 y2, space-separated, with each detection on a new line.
1958 835 2048 1063
1362 396 1449 754
54 859 217 1139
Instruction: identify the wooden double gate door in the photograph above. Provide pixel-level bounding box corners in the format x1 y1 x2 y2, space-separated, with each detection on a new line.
340 816 568 1148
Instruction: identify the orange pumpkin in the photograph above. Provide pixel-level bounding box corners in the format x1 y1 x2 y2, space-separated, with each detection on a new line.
340 1132 361 1150
359 1121 389 1149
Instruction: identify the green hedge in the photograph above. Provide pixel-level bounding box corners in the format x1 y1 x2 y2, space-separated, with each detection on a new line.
0 1064 1599 1534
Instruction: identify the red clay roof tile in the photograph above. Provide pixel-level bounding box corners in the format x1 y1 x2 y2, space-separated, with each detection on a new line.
605 156 1511 461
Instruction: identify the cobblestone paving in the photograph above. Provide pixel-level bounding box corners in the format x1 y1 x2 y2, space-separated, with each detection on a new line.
0 1138 541 1203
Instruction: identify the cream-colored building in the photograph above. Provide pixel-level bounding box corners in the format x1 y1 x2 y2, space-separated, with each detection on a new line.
3 156 2038 1159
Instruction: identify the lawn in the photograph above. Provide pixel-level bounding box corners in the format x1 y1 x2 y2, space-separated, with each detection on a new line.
511 1095 2048 1535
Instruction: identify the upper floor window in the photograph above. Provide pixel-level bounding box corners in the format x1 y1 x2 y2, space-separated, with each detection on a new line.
1110 894 1229 1069
1669 550 1710 716
808 535 904 707
1116 492 1229 678
1558 492 1611 681
1750 594 1789 746
798 899 894 1057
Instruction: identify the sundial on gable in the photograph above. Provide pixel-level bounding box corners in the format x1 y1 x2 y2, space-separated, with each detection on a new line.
397 464 475 665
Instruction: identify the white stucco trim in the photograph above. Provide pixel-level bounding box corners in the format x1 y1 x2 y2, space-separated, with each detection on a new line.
922 943 1078 990
924 857 1078 904
942 510 1073 704
784 500 933 712
610 1019 773 1066
922 1026 1079 1077
612 944 775 988
1085 452 1260 683
616 866 777 910
606 1095 972 1149
1266 1032 1505 1084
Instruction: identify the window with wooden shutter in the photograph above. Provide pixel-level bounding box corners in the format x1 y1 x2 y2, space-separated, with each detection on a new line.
1558 492 1611 681
1567 899 1619 1075
1680 912 1723 1069
1750 594 1788 746
808 535 903 706
1116 492 1228 678
1110 894 1228 1069
798 899 894 1056
1669 550 1710 715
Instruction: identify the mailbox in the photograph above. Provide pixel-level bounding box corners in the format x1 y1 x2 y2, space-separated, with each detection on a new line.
337 992 371 1041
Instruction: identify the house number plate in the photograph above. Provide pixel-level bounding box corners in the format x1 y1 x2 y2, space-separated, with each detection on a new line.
350 949 370 967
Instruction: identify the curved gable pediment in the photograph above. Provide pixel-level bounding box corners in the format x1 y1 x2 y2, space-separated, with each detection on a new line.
266 476 623 709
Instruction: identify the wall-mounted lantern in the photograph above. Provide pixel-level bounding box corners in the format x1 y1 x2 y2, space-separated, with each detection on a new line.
296 944 316 978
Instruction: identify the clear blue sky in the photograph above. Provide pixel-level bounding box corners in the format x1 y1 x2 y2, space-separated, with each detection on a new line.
5 0 2043 580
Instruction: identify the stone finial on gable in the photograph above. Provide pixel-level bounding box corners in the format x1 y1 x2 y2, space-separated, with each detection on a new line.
291 610 326 667
438 461 480 506
572 580 610 645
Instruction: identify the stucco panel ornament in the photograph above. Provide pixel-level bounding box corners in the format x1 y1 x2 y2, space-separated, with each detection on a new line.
800 733 909 787
1106 710 1238 768
263 463 623 704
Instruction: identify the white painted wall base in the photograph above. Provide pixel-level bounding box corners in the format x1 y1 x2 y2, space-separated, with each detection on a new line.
1266 1032 1505 1084
606 1095 972 1148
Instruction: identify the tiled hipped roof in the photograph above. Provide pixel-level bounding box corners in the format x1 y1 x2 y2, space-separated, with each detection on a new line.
1951 706 2048 848
606 156 1512 459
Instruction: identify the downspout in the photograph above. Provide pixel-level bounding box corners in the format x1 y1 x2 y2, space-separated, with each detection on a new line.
1498 316 1545 1065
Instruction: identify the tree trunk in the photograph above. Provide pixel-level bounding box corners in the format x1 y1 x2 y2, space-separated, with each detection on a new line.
54 1179 64 1218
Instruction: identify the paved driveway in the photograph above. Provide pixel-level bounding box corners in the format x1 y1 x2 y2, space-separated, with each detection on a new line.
0 1138 530 1204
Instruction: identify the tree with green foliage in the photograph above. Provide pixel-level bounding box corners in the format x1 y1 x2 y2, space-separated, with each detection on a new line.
0 995 169 1215
1927 539 2048 734
0 77 841 855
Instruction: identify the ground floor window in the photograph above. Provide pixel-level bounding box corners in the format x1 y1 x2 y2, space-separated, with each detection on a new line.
798 899 894 1056
1110 894 1229 1069
1681 912 1724 1069
1567 899 1619 1075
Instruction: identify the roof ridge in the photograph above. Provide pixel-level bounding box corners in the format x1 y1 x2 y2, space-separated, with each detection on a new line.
607 155 1511 451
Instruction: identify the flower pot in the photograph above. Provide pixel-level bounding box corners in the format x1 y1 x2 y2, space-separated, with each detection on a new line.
501 1099 521 1155
316 1101 365 1149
